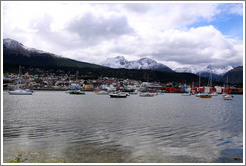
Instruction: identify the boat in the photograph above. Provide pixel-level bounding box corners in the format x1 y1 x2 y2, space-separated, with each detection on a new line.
182 93 191 96
95 90 109 95
209 92 218 96
129 90 138 95
9 89 32 95
199 94 212 98
196 72 202 97
109 92 127 98
69 90 85 95
9 65 33 95
223 94 233 100
223 76 233 100
196 93 202 97
139 93 155 97
25 89 34 93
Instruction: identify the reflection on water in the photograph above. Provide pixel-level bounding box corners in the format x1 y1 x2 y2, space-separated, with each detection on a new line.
3 91 243 163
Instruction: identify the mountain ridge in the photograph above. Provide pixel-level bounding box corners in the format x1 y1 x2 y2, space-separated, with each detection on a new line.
175 64 234 76
100 56 174 72
3 38 104 69
3 38 243 85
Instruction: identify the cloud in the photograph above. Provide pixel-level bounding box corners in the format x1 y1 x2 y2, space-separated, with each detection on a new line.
67 12 135 45
122 3 151 13
2 2 243 69
220 3 243 16
135 26 243 68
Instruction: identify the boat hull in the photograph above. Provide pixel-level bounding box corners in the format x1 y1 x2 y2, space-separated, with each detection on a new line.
223 95 233 100
200 94 212 98
109 94 127 98
139 93 154 97
69 91 85 95
9 90 32 95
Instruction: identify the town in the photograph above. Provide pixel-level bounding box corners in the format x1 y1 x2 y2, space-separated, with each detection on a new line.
3 71 243 95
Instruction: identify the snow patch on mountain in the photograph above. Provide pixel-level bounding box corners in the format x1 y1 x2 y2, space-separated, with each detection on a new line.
101 56 128 68
101 56 173 72
4 38 49 55
3 38 24 50
175 64 233 75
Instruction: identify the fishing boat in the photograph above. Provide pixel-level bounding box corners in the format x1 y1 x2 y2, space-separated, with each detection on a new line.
109 92 127 98
199 94 212 98
69 90 85 95
139 93 155 97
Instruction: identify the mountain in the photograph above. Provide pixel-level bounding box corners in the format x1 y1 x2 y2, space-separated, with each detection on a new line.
3 38 104 72
175 64 233 76
3 38 229 85
222 66 243 84
101 56 174 72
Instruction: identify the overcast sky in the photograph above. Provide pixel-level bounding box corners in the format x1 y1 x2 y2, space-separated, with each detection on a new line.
2 1 244 69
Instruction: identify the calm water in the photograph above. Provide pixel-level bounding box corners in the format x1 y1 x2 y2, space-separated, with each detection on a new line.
3 91 243 163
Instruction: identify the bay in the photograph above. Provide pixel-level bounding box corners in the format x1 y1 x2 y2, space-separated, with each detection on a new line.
3 91 243 163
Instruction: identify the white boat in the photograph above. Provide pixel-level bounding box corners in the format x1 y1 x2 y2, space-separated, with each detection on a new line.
109 92 127 98
25 89 34 93
9 65 33 95
196 72 202 97
129 90 138 95
139 93 155 97
196 93 201 97
223 94 233 100
223 76 233 100
209 92 218 96
9 89 32 95
182 93 191 96
95 91 109 95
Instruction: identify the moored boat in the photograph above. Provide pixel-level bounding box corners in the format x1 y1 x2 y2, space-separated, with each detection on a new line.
8 65 33 95
95 90 109 95
69 90 85 95
209 92 218 96
199 94 212 98
139 93 155 97
9 89 32 95
223 94 233 100
109 92 127 98
182 93 191 96
222 76 233 100
196 93 201 97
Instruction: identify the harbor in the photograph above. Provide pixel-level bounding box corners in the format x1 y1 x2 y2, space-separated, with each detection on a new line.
3 90 243 163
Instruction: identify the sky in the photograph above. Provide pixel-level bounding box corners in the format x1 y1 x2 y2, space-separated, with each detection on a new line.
2 1 244 69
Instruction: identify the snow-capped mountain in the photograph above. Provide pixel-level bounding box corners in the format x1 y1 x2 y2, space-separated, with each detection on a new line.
3 38 49 55
3 38 103 69
101 56 129 68
175 64 233 76
101 56 173 72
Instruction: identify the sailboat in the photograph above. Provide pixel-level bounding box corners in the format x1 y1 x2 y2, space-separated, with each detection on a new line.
68 70 85 95
200 70 213 98
196 72 202 97
9 65 33 95
223 76 233 100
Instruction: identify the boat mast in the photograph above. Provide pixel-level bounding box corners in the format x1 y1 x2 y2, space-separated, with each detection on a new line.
198 72 201 92
226 75 229 93
18 65 21 88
